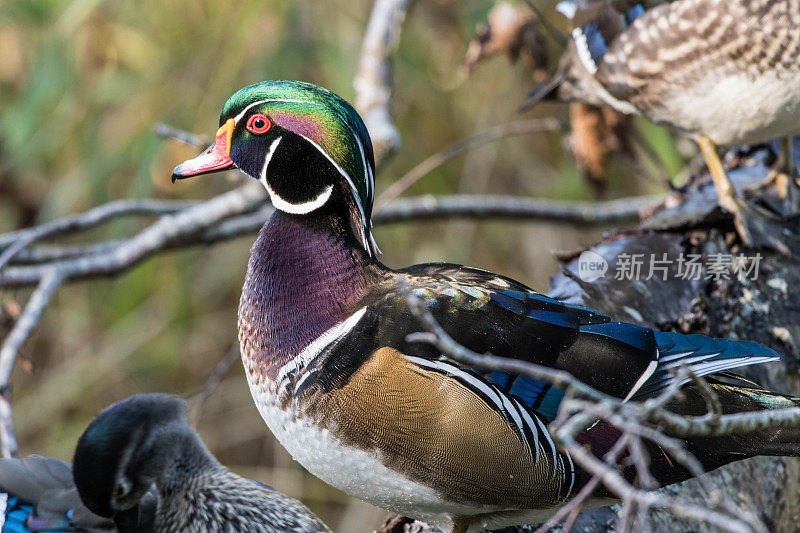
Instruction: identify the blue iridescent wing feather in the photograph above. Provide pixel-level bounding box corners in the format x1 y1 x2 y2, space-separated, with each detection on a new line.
394 263 782 424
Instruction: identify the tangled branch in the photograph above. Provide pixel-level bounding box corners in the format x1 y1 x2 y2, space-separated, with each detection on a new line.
402 283 799 533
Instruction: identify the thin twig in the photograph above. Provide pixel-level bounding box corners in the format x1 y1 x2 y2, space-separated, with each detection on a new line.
558 435 763 533
0 268 65 458
374 118 565 209
154 123 210 149
533 432 630 533
684 365 723 426
0 269 66 387
521 0 567 47
188 344 241 426
627 433 657 491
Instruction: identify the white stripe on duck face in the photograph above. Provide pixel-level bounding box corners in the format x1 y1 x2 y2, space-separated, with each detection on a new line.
276 307 368 393
259 136 334 215
234 97 376 254
294 131 373 254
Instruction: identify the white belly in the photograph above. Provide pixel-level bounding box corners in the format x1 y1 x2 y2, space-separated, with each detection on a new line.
243 367 617 531
244 369 502 532
652 69 800 146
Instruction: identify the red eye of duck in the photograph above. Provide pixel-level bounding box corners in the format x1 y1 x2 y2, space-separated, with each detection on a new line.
246 114 272 134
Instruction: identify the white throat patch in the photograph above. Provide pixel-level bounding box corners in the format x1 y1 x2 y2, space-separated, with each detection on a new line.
259 136 334 214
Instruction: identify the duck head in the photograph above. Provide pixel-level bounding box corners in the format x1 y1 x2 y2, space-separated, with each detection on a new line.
72 394 187 529
173 80 377 254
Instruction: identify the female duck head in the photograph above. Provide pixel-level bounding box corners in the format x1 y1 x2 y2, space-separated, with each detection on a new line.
173 80 378 255
72 394 187 521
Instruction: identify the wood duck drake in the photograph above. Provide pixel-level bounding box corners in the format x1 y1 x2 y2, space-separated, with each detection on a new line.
0 394 330 533
173 80 800 533
523 0 800 253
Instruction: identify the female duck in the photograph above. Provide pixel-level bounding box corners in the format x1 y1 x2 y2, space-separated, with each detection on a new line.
0 394 330 533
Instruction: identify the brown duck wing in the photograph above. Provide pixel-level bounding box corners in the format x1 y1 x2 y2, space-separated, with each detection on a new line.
306 346 572 509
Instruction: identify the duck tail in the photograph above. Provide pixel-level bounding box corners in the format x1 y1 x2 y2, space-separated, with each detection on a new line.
632 332 780 399
646 383 800 486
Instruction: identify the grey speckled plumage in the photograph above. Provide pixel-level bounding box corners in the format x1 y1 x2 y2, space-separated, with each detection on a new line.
598 0 800 146
154 465 330 533
0 394 330 533
73 394 331 533
552 0 800 145
541 0 800 252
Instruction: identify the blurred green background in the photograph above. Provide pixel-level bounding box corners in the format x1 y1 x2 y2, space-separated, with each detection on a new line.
0 1 679 530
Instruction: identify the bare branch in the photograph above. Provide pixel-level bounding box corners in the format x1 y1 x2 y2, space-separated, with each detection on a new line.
374 118 566 209
0 199 192 250
354 0 412 169
375 193 656 225
0 269 65 387
0 185 266 287
0 198 193 271
0 192 656 284
0 268 65 458
0 394 16 459
557 434 763 533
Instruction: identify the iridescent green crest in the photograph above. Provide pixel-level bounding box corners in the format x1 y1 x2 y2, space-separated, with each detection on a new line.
221 81 377 252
